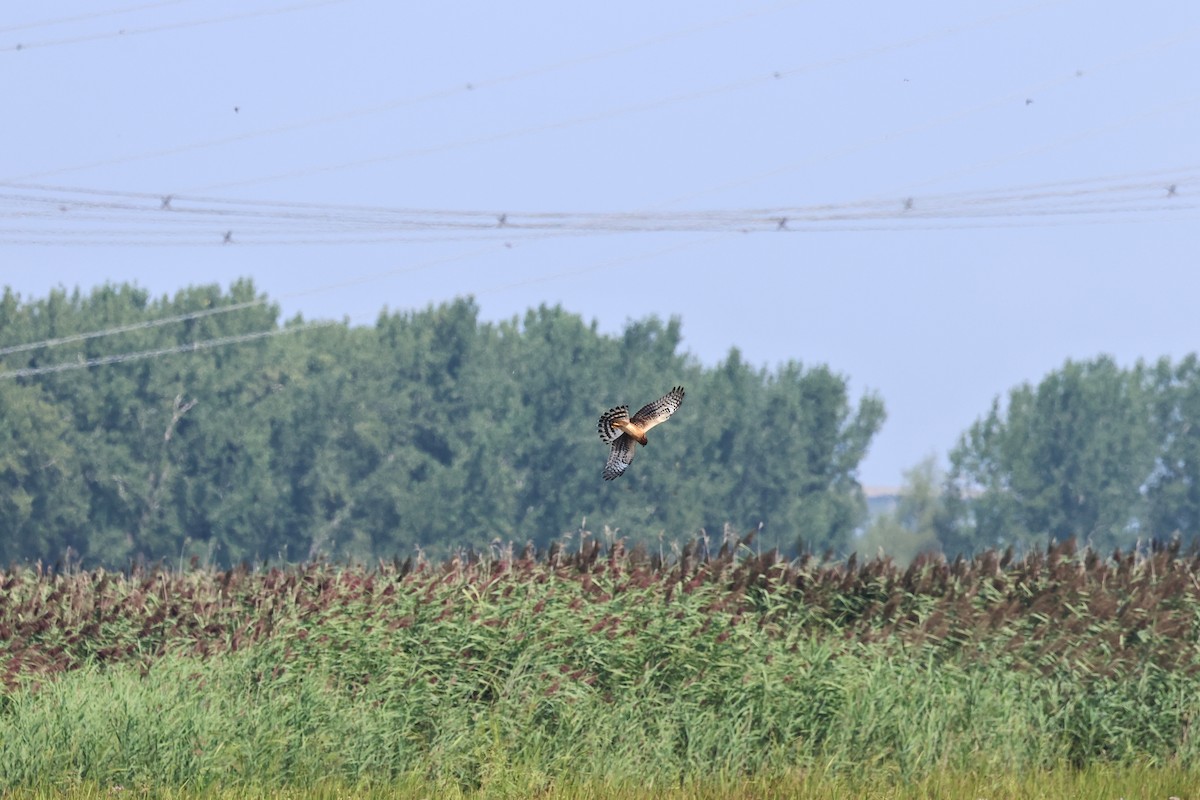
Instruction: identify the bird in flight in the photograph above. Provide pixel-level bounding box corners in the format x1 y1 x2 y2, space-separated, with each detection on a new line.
597 386 685 481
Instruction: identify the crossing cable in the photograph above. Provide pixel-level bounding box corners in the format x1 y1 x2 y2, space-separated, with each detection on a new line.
2 0 810 183
0 322 335 380
3 166 1193 377
1 164 1194 244
6 16 1187 240
0 242 504 356
0 300 265 357
653 24 1200 210
0 0 198 35
1 0 352 53
190 1 1079 194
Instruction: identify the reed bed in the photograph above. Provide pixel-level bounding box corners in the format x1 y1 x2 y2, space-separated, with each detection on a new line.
2 536 1199 794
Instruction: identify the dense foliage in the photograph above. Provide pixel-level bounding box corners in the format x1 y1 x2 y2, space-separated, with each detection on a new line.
0 281 884 566
7 280 1200 568
942 354 1200 553
2 540 1198 791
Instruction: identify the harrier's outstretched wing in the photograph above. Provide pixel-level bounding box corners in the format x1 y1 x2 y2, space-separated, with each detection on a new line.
629 386 685 433
603 433 637 481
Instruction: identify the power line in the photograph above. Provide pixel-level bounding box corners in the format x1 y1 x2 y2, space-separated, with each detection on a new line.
0 0 199 35
887 93 1200 200
1 165 1194 247
654 25 1200 210
2 168 1193 377
2 235 695 377
156 12 1200 210
2 0 352 53
0 322 335 380
4 0 1077 191
188 0 1084 195
2 0 811 184
0 300 267 357
0 243 508 356
6 189 1197 380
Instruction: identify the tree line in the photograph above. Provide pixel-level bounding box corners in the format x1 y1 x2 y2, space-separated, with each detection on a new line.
867 354 1200 560
0 281 884 566
4 282 1199 568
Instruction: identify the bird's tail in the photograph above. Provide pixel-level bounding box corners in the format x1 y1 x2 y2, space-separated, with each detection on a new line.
597 405 629 444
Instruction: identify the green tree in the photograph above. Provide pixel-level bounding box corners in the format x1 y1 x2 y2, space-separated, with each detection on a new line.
943 356 1157 553
0 380 88 563
0 282 888 566
1144 355 1200 539
675 353 884 554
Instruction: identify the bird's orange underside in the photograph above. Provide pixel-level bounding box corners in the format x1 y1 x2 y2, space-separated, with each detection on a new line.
613 419 648 445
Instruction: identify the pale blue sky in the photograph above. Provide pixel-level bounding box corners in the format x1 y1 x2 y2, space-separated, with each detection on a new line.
3 0 1198 488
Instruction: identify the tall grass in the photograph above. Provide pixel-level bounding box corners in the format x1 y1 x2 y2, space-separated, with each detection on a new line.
2 538 1199 792
1 764 1197 800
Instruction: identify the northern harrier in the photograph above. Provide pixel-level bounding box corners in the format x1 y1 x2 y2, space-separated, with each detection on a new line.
597 386 685 481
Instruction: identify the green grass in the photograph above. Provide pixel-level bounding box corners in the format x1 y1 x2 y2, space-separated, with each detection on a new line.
2 607 1196 791
1 764 1196 799
2 542 1200 794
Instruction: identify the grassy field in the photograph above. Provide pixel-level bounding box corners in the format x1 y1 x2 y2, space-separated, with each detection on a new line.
0 764 1195 799
2 536 1199 796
